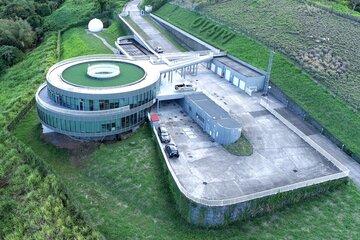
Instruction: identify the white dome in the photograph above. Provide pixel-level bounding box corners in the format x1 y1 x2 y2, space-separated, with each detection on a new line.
88 18 103 33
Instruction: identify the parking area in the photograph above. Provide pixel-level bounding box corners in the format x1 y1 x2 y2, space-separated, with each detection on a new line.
157 99 341 201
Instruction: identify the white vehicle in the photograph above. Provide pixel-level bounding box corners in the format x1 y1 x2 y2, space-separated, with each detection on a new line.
155 46 164 53
174 83 196 92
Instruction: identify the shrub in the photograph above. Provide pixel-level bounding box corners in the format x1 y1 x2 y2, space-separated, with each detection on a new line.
0 45 24 67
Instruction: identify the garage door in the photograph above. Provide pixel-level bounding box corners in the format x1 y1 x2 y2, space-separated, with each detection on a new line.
239 80 246 90
216 67 223 76
233 76 239 86
225 69 231 81
211 63 216 72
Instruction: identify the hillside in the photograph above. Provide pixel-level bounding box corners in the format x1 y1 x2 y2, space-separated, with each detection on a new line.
199 0 360 110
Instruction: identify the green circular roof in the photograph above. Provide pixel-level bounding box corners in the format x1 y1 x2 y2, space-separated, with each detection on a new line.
61 61 145 88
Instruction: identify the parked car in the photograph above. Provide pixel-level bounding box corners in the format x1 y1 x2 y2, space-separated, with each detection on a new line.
174 83 196 92
158 126 171 143
165 143 179 158
155 46 164 53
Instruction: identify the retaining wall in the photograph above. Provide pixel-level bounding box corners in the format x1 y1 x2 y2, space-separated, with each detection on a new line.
150 14 211 51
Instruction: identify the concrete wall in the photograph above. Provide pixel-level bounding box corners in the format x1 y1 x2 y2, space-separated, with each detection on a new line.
177 177 348 227
152 17 210 51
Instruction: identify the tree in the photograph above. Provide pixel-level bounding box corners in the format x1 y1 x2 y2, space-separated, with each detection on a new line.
0 45 24 66
0 19 36 50
2 0 35 20
350 0 360 11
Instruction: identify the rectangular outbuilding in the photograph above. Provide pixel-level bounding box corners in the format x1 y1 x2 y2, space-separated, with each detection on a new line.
179 92 241 145
208 56 266 95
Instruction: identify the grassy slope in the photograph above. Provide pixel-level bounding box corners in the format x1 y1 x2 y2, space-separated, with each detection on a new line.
308 0 360 17
154 3 360 158
0 34 57 129
61 27 113 59
14 108 360 240
99 20 127 45
0 131 99 239
44 0 100 31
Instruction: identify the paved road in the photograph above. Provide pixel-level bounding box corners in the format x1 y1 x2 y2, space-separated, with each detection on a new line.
124 0 360 188
123 0 179 53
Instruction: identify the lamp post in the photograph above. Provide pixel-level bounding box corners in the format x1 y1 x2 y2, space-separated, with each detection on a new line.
263 50 274 96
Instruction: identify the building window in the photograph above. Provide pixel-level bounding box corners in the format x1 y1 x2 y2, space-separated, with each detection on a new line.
196 113 205 123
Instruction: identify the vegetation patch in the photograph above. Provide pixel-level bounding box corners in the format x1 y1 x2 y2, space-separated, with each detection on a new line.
61 27 113 59
200 0 360 110
190 17 235 44
0 130 101 239
99 20 127 45
223 134 253 156
307 0 360 18
0 33 58 129
0 0 63 69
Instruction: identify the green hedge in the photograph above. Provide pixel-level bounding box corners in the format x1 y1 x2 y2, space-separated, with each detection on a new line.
154 3 360 158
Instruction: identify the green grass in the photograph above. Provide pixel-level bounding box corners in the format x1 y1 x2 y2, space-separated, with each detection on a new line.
223 134 253 156
0 33 57 129
155 4 269 70
99 20 127 45
13 108 360 240
308 0 360 18
62 61 145 87
155 3 360 160
61 27 113 59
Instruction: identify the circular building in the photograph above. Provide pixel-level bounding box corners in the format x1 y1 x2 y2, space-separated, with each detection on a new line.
35 55 161 140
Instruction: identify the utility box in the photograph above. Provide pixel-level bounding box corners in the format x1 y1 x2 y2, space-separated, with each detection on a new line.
145 5 153 13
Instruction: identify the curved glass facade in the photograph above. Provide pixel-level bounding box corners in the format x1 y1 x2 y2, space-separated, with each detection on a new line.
36 56 160 139
46 83 158 111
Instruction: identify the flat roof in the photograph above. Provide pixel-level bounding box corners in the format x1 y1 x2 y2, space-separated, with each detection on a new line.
215 56 262 77
46 55 163 95
187 93 241 129
61 61 145 88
